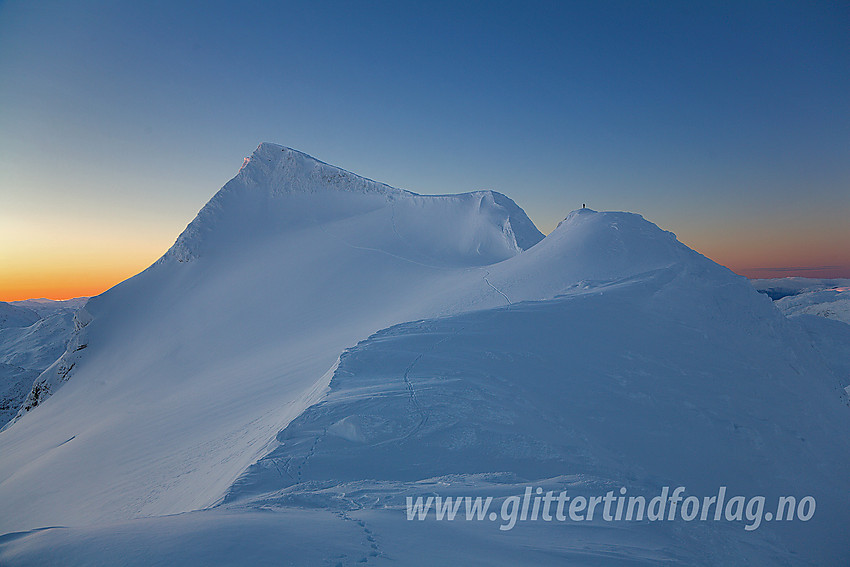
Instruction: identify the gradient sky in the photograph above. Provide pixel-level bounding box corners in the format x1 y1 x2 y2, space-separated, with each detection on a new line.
1 0 848 300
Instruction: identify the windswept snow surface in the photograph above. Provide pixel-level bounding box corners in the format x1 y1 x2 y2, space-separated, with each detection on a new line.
223 212 850 564
1 145 848 565
0 143 543 532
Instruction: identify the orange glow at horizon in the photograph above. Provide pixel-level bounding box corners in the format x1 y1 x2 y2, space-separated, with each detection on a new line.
5 240 848 303
682 237 850 280
0 213 175 302
3 210 848 302
671 212 850 281
1 266 145 302
0 246 162 301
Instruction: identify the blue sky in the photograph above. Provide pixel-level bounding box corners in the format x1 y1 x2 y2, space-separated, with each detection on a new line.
1 0 848 298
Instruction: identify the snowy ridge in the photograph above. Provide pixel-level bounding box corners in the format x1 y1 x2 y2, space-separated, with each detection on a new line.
9 297 88 317
478 207 731 305
225 214 824 498
225 263 850 563
163 143 543 263
217 241 850 563
236 142 407 197
0 145 848 565
0 303 40 330
0 144 545 532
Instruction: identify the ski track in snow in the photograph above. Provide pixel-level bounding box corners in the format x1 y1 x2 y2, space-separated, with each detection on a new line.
398 330 461 441
294 328 465 483
481 269 512 305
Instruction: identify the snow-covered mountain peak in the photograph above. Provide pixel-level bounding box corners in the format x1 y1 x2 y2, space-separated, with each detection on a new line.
541 209 684 275
4 144 850 566
548 208 683 260
163 143 543 263
561 205 597 218
484 207 729 302
235 142 405 198
557 208 672 236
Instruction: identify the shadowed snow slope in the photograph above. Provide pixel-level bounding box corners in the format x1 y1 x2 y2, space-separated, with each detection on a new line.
224 222 850 565
0 143 543 532
0 145 847 566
